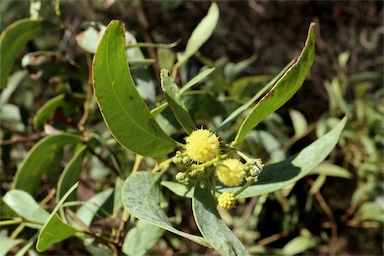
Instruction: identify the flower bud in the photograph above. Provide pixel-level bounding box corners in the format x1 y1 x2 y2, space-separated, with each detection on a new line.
218 192 236 210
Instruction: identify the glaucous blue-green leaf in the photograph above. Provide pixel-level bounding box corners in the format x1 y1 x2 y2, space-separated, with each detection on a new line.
279 234 317 255
0 18 57 87
122 219 165 256
122 172 210 247
234 23 316 144
182 3 219 61
0 234 25 256
308 162 352 178
75 188 114 228
3 190 50 228
12 133 82 195
220 116 347 198
192 185 250 256
93 20 176 157
36 182 79 252
161 69 196 134
56 145 87 205
161 116 347 199
289 109 308 137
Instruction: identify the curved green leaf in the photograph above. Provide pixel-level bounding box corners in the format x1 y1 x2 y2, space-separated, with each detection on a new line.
221 116 347 198
33 93 84 131
161 69 196 134
234 23 316 144
93 20 176 157
122 172 210 248
183 3 219 61
0 235 25 256
56 145 87 204
0 18 57 87
36 182 79 252
12 133 82 195
192 185 250 256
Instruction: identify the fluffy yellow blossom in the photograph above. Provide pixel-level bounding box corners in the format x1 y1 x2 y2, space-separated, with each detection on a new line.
216 158 244 187
218 192 236 210
185 129 220 163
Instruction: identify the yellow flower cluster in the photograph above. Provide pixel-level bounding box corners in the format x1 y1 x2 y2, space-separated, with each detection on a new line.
218 192 236 210
216 158 244 187
185 129 220 163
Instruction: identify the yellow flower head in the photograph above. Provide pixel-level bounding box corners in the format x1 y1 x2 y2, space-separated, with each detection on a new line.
218 192 236 210
185 129 220 163
216 158 244 187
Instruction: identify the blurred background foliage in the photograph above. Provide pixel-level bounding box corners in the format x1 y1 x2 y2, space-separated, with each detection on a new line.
1 0 383 255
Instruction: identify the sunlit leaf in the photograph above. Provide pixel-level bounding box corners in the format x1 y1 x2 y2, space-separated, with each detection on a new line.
182 3 219 62
161 69 196 134
234 23 316 144
93 20 176 157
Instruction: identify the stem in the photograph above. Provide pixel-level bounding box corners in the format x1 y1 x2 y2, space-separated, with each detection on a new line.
234 180 253 197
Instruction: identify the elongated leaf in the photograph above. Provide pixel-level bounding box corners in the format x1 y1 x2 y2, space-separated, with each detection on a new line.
0 71 25 107
217 60 294 132
183 3 219 61
75 188 114 227
12 133 82 195
122 219 165 256
3 190 50 228
0 18 57 87
33 93 84 131
161 69 196 134
162 116 347 199
37 183 79 252
0 235 25 256
221 116 347 198
193 185 250 256
93 20 176 157
122 172 210 247
234 23 316 144
180 68 215 94
56 145 87 204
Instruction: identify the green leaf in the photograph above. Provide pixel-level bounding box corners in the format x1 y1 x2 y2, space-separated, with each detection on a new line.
56 145 87 205
0 71 25 108
220 116 347 198
192 185 250 256
308 162 352 178
36 182 79 252
182 3 219 62
122 172 210 247
122 219 165 256
12 133 82 196
280 234 317 255
0 18 57 87
180 68 215 94
234 23 316 144
93 20 176 157
75 188 114 227
3 190 50 228
33 93 84 131
161 69 196 134
0 234 25 256
217 60 294 132
161 180 194 198
289 109 308 137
